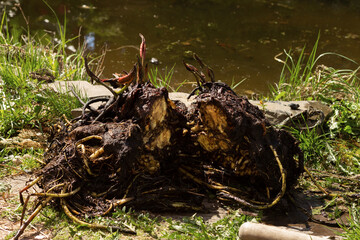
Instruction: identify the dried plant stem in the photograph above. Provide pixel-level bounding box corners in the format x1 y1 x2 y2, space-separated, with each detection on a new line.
304 166 329 195
19 176 42 204
14 197 53 240
33 186 81 198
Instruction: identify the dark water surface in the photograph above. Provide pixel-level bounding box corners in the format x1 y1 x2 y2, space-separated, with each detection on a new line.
9 0 360 94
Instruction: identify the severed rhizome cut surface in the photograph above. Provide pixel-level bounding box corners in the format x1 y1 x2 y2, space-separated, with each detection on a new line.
15 35 304 238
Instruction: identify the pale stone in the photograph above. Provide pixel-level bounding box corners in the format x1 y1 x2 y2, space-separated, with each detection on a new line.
44 80 112 99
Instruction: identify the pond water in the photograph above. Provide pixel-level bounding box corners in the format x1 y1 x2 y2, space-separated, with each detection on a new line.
7 0 360 94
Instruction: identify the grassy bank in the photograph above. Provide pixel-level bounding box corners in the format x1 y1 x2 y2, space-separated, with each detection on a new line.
0 10 86 138
270 37 360 239
271 36 360 173
0 10 360 240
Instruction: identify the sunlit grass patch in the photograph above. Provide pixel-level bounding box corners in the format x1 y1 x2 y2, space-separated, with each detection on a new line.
329 139 360 175
341 206 360 240
288 127 328 168
329 100 360 139
0 148 43 177
5 204 255 239
162 211 255 239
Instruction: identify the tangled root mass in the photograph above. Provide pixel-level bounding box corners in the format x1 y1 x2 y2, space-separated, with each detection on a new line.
40 81 303 216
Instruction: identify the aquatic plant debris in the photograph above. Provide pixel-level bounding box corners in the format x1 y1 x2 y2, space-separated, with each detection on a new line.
14 35 304 239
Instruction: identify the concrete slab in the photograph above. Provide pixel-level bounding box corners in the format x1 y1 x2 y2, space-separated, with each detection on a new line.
250 100 332 126
45 80 112 99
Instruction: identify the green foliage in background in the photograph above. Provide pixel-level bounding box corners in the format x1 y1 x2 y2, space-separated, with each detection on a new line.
0 10 86 137
148 64 189 92
329 101 360 138
270 35 360 103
